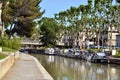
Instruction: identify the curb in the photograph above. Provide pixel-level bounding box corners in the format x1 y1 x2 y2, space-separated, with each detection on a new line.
29 54 54 80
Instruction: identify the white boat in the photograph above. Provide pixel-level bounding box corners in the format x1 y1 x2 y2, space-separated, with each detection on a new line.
45 48 55 55
91 52 109 63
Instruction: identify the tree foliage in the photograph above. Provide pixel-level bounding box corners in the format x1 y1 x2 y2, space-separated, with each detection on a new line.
2 0 44 38
54 0 120 48
38 17 62 47
0 36 21 50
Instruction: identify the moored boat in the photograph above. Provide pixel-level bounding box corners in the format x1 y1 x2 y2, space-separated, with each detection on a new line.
90 52 109 63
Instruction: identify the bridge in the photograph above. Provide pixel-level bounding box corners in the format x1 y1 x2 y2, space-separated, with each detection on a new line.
21 39 42 49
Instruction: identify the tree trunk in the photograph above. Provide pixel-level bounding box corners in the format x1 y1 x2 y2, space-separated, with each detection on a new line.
1 22 4 37
9 22 14 39
0 2 3 37
97 31 100 49
109 25 112 50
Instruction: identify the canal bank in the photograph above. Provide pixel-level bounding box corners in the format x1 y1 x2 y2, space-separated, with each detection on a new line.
26 48 120 65
31 54 120 80
2 53 53 80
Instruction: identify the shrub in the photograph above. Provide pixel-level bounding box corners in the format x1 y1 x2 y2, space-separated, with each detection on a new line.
11 38 21 50
117 49 120 54
0 37 21 50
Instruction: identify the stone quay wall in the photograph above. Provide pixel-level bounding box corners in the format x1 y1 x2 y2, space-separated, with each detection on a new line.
0 52 19 80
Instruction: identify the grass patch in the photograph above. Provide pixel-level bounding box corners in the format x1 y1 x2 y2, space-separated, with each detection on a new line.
83 48 102 53
113 53 120 58
113 49 120 58
0 54 8 60
113 55 120 58
0 46 17 52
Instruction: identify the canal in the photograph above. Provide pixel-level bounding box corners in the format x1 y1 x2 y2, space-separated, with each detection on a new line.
31 54 120 80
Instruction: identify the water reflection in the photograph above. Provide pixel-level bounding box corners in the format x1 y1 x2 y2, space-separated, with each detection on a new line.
32 54 120 80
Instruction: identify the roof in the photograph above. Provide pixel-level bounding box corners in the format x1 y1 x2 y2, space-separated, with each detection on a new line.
96 52 105 57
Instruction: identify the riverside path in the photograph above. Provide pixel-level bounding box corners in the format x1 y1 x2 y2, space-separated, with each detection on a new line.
2 53 53 80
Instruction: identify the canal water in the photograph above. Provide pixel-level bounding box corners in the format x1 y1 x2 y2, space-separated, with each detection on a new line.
31 54 120 80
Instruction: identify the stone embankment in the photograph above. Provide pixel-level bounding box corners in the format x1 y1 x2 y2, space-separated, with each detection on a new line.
108 56 120 65
0 52 19 80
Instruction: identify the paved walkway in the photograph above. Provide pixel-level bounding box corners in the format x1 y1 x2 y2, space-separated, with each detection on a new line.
2 53 52 80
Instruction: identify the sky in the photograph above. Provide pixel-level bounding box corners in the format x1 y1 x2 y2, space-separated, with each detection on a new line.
40 0 116 18
40 0 88 18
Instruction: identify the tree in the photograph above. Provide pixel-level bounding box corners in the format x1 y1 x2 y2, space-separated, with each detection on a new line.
55 6 84 48
53 0 119 49
116 0 120 33
38 17 62 47
54 10 70 46
116 0 120 3
0 0 13 37
2 0 44 38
